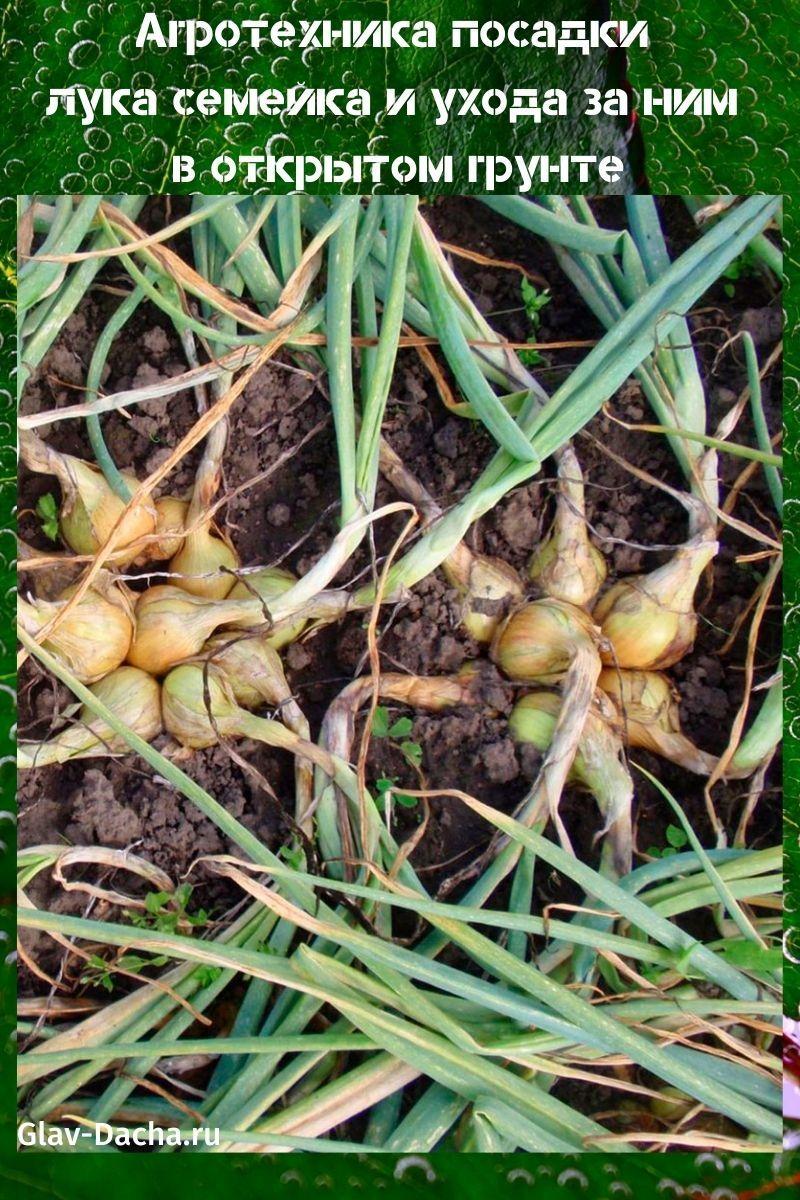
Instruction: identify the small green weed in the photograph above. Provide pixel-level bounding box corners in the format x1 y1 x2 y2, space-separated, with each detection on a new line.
127 883 209 935
519 278 551 366
371 704 423 809
646 823 689 859
80 950 169 993
35 493 59 541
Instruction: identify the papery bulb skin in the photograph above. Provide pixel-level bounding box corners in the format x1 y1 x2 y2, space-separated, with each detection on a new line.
170 523 239 601
598 667 718 775
443 545 524 643
528 447 607 608
127 585 257 675
17 667 162 768
200 634 288 711
20 431 157 565
492 599 600 683
18 587 133 683
593 582 697 670
529 534 607 609
593 537 716 670
162 663 238 749
93 666 163 746
60 461 156 562
598 668 679 751
136 497 188 565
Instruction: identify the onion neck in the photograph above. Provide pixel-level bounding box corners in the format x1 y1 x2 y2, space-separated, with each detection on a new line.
19 430 73 495
641 727 719 777
17 725 101 768
637 534 717 614
546 447 594 556
240 709 360 804
199 595 265 636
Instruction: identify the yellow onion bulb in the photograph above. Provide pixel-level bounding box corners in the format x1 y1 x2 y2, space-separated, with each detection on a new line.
18 587 133 683
18 666 162 768
593 536 716 670
492 599 600 683
169 522 239 601
593 581 697 670
162 663 331 834
58 458 156 564
598 667 718 776
20 430 155 564
200 634 288 711
228 567 307 649
528 533 607 609
443 547 524 643
598 668 679 751
127 585 257 675
136 496 188 565
162 663 240 749
199 634 316 833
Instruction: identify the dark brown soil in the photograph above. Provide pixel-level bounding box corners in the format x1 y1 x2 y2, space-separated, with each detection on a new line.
18 197 782 999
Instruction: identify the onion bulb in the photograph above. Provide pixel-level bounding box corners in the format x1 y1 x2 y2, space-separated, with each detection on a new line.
228 567 307 649
200 634 291 712
169 521 239 601
20 430 156 564
167 398 239 598
18 666 162 768
592 533 717 670
127 585 260 675
135 496 188 565
162 665 357 818
492 598 601 683
18 585 133 683
598 668 718 776
509 690 633 876
163 664 256 749
528 446 607 608
442 543 524 643
164 664 303 758
376 437 520 642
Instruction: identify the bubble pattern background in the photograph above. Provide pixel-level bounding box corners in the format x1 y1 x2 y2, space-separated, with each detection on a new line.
0 0 797 1187
0 0 635 195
